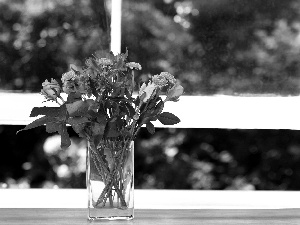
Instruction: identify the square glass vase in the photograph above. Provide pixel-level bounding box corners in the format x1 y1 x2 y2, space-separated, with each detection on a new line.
86 138 134 221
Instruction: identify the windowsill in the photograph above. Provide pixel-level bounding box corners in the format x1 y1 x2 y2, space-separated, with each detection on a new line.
2 92 300 129
0 189 299 209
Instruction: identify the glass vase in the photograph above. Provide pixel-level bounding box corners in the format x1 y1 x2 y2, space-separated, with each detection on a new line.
86 138 134 220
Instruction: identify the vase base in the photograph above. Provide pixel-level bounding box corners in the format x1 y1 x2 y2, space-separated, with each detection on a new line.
88 216 133 221
88 208 134 221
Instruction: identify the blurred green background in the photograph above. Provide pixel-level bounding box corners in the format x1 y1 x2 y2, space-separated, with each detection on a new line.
1 0 300 189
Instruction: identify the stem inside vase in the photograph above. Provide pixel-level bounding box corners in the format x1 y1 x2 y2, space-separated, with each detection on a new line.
87 138 134 220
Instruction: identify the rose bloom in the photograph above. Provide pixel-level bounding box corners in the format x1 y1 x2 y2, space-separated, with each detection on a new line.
41 79 61 100
62 80 76 94
97 58 113 66
61 70 76 83
152 72 176 88
126 62 142 70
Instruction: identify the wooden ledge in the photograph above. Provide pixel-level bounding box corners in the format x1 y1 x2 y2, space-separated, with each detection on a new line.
0 189 299 209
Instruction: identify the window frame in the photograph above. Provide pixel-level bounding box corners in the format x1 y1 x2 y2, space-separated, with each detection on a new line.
1 0 300 130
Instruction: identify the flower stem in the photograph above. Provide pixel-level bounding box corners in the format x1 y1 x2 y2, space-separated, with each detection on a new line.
89 138 129 208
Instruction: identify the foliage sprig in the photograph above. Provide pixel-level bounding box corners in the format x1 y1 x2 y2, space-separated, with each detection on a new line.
18 50 184 148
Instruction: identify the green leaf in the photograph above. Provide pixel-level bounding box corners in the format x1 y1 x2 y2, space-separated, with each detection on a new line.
66 100 89 117
17 116 57 134
157 112 180 125
91 122 106 136
165 83 184 102
46 122 60 133
111 86 121 97
146 122 155 134
71 123 86 138
66 92 82 103
134 96 141 106
147 98 157 111
57 104 68 121
88 77 98 97
139 115 151 125
120 102 135 118
87 110 98 119
122 49 128 60
116 117 125 129
104 121 120 138
88 57 100 70
125 88 132 99
30 107 61 117
68 117 89 137
96 112 107 125
150 117 158 121
153 101 164 115
87 100 99 112
58 123 71 149
114 60 125 70
67 117 89 126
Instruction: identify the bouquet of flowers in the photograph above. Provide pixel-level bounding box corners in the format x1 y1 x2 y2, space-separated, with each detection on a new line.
18 50 184 216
